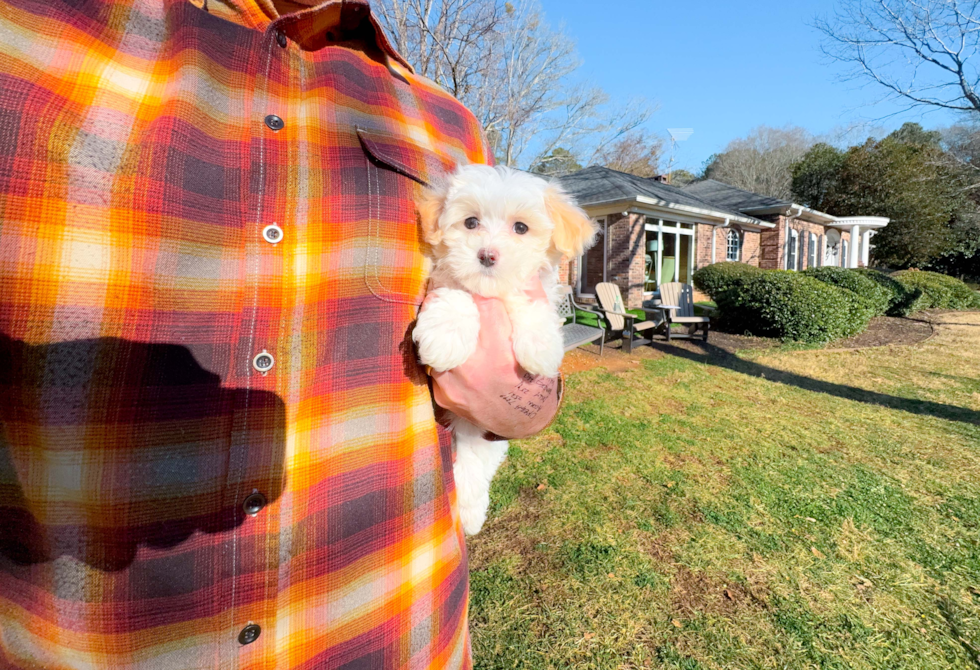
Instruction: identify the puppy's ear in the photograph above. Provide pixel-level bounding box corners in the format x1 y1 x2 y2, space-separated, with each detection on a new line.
544 182 597 258
418 180 449 246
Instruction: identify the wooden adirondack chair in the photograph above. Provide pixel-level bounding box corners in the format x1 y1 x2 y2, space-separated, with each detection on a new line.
595 282 660 353
657 282 711 342
557 286 605 356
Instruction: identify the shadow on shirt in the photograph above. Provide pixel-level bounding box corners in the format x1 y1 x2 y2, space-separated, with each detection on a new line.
0 335 286 572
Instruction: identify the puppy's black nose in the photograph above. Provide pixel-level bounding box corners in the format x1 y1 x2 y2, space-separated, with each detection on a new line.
478 248 498 267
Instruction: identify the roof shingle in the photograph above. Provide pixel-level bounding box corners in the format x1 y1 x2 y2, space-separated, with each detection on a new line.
558 166 761 223
682 179 790 212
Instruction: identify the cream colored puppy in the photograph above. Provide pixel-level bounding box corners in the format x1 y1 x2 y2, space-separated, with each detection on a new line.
413 164 596 535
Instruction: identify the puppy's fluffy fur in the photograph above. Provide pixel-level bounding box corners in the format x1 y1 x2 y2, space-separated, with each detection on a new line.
413 164 596 535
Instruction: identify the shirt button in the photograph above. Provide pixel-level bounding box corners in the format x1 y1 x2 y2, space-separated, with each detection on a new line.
264 115 284 131
243 492 267 516
238 623 261 646
275 30 287 48
252 350 274 374
262 223 283 244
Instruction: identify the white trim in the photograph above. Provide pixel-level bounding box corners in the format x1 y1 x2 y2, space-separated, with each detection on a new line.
743 203 837 225
832 216 889 230
687 229 694 283
725 228 742 262
578 197 773 228
674 228 681 282
787 229 800 271
656 220 663 286
646 222 695 234
848 224 861 268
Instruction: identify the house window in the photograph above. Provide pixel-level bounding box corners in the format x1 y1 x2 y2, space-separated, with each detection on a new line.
807 233 818 268
726 229 741 261
787 229 799 270
841 240 848 268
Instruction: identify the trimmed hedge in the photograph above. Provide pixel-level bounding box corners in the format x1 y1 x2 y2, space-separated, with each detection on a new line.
853 268 925 316
692 262 763 299
893 270 980 311
718 271 875 343
802 267 892 316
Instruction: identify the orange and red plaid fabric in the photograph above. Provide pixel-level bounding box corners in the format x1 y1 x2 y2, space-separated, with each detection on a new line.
0 0 490 667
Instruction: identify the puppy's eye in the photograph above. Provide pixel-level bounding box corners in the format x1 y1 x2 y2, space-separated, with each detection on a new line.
513 222 528 235
464 217 479 230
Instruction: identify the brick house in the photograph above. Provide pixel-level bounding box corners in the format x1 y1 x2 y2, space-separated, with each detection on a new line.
558 167 889 308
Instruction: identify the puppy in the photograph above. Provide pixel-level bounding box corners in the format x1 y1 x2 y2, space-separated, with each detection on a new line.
413 164 596 535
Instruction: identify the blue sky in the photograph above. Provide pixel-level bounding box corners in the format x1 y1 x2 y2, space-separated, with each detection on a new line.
538 0 963 172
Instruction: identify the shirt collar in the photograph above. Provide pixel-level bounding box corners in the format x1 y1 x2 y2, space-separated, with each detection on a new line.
197 0 414 72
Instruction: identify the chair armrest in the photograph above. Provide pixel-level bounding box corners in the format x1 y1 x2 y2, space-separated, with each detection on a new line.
596 307 636 322
570 300 606 319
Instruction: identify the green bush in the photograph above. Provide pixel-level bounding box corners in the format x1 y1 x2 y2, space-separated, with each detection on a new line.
802 267 892 316
893 270 980 311
853 268 925 316
692 262 763 300
719 271 875 343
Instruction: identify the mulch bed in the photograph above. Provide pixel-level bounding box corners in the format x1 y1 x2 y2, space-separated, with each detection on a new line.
829 315 934 350
560 314 938 374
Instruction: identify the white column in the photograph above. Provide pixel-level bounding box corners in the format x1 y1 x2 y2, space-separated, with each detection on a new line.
656 220 663 287
711 226 716 264
849 224 861 269
688 230 695 282
784 219 790 269
861 229 872 267
674 229 680 281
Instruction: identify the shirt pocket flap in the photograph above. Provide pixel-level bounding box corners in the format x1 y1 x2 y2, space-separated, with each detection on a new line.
356 127 458 186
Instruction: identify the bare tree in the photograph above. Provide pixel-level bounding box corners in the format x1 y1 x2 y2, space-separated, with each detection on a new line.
374 0 504 103
816 0 980 114
593 129 665 177
703 126 815 199
374 0 652 169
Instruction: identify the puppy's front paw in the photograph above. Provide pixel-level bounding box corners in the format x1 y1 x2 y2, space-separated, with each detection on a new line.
413 288 480 372
512 325 563 378
458 499 488 536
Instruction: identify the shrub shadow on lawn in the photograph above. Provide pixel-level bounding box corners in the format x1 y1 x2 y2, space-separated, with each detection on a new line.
651 340 980 427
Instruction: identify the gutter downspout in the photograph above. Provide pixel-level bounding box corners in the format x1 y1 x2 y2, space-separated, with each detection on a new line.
784 205 803 270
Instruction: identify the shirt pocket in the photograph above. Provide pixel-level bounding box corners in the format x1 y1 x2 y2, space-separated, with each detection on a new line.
356 127 458 305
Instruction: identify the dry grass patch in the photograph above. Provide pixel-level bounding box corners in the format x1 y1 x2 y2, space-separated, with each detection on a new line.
469 312 980 669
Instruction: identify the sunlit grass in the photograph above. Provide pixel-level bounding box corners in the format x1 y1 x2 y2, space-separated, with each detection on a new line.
469 312 980 669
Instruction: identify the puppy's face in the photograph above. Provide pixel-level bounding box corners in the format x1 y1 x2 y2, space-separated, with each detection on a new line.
419 164 596 297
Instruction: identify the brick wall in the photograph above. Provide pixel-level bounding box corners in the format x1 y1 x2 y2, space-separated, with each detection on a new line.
760 216 859 270
692 225 763 302
696 224 714 269
558 255 571 284
695 225 763 269
605 213 646 308
759 216 783 269
741 230 761 266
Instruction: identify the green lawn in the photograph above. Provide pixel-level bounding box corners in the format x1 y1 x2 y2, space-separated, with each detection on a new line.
468 312 980 669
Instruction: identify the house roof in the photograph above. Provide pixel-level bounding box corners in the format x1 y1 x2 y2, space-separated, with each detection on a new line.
683 179 838 225
558 166 769 227
683 179 789 212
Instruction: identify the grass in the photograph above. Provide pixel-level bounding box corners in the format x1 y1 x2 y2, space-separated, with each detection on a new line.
468 312 980 669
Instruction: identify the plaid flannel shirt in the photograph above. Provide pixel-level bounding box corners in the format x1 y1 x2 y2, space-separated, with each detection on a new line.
0 0 491 667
